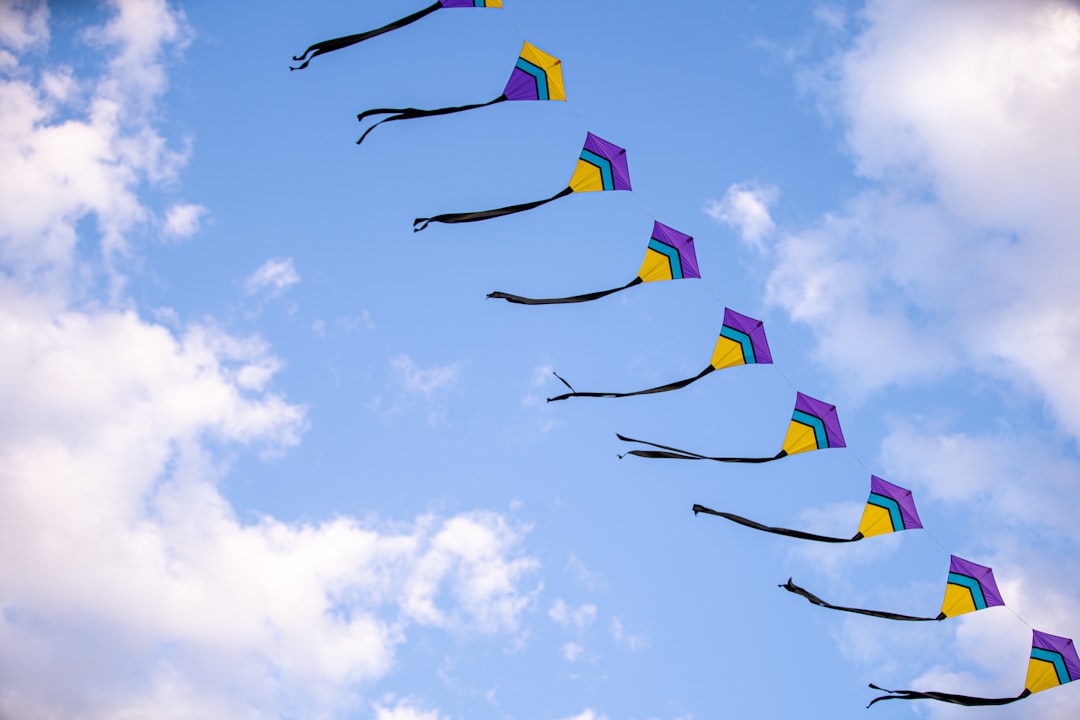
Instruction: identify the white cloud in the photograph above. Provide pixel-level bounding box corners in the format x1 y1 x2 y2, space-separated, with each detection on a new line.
0 3 541 718
558 710 610 720
391 355 462 397
548 599 597 631
561 642 585 662
766 0 1080 439
0 0 190 296
609 616 648 653
162 202 207 241
244 257 300 298
373 697 448 720
704 183 778 248
0 0 48 53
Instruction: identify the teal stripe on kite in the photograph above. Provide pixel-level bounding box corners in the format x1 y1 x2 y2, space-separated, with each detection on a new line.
1031 647 1072 685
866 493 903 532
646 238 683 279
947 573 987 610
579 149 614 190
719 325 755 364
515 58 549 100
791 409 828 449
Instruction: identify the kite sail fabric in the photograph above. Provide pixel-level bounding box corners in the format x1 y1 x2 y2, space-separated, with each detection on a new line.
413 132 630 231
617 391 844 463
547 308 769 402
782 555 1004 622
868 630 1080 707
291 0 502 71
691 475 922 543
487 221 699 305
357 42 565 146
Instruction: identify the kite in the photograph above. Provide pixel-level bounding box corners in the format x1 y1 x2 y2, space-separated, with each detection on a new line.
291 0 502 71
782 555 1004 622
869 630 1080 707
413 132 630 232
357 41 565 146
692 475 922 543
488 221 699 305
617 391 844 463
546 308 769 402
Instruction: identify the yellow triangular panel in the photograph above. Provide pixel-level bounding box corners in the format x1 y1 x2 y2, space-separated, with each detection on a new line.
781 421 818 456
520 42 565 101
710 336 746 371
940 583 978 619
638 248 674 283
856 503 894 539
1025 658 1063 694
569 160 604 193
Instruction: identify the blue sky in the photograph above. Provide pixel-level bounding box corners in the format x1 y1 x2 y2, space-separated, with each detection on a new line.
2 1 1080 718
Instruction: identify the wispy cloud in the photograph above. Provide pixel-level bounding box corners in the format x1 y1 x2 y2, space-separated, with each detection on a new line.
549 599 597 631
610 616 648 652
243 257 299 298
391 355 462 398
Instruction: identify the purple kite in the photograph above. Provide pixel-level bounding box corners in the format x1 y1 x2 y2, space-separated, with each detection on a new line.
356 41 565 146
547 308 769 402
413 132 630 231
692 475 922 543
618 391 844 463
783 555 1004 622
487 221 700 305
870 629 1080 707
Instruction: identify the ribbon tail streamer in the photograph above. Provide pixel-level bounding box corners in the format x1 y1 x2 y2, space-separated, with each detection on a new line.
291 2 443 70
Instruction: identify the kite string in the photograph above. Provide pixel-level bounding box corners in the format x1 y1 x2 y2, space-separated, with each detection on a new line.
770 362 1032 630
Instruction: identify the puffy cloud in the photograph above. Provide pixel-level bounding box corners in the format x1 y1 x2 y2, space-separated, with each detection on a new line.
243 257 300 298
704 183 778 249
162 202 208 241
0 0 191 294
759 3 1080 716
766 0 1080 441
0 3 541 718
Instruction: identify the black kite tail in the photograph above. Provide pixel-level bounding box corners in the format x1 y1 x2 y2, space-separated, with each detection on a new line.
691 505 861 543
867 684 1028 708
615 433 787 463
547 366 713 403
782 579 944 622
488 277 642 305
357 95 507 145
291 2 443 70
414 187 574 232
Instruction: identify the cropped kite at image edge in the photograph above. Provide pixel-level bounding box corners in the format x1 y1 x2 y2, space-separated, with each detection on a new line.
869 630 1080 707
547 308 769 402
488 221 699 304
291 0 502 71
692 475 921 543
783 555 1003 622
618 391 844 463
357 41 565 146
413 132 630 231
